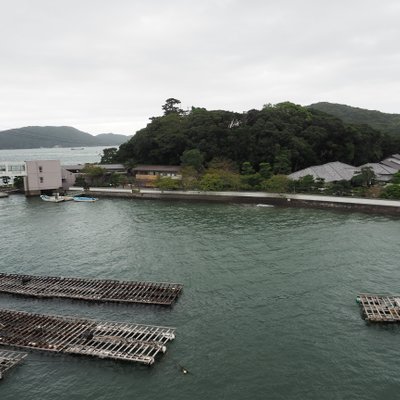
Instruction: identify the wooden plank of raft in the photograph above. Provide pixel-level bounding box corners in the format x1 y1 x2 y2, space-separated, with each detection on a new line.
0 273 183 306
0 309 175 365
0 350 27 379
357 293 400 322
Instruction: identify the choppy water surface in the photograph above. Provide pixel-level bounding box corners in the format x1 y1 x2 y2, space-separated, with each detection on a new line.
0 195 399 400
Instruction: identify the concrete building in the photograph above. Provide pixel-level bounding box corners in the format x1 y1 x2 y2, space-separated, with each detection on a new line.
0 161 27 186
2 159 183 193
0 161 27 177
24 160 62 196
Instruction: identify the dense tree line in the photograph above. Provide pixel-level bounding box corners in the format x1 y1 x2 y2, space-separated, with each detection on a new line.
113 99 400 172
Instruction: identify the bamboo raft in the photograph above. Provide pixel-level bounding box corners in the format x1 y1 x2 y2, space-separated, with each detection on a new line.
0 273 183 306
0 350 27 379
357 293 400 322
0 309 176 365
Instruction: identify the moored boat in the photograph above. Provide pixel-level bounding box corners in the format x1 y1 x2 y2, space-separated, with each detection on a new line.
73 196 98 202
40 194 65 203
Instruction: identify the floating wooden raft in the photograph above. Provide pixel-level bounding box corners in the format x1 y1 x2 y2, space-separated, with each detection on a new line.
0 273 182 306
0 309 175 365
357 293 400 322
0 350 27 379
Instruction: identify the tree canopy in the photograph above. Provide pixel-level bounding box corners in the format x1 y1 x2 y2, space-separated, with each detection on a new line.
114 100 399 173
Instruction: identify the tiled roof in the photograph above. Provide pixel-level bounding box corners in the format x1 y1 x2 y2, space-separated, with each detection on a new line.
360 163 397 175
98 164 125 170
63 164 125 171
62 164 85 170
289 161 358 182
381 157 400 171
133 165 181 172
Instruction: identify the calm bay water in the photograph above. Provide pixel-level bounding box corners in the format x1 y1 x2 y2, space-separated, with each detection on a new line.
0 149 400 399
0 146 108 164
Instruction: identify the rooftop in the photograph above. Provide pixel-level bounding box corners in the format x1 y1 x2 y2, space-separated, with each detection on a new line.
381 158 400 171
289 161 357 182
63 164 125 171
133 165 181 172
360 163 397 175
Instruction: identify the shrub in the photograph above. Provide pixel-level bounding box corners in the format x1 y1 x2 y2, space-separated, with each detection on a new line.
380 184 400 199
261 175 290 193
325 180 352 196
154 177 181 190
199 171 241 191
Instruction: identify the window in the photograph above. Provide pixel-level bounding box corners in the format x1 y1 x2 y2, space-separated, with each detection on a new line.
8 165 25 172
39 177 44 183
0 165 5 172
38 166 43 173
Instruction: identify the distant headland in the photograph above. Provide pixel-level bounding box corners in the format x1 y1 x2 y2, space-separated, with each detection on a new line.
0 126 131 150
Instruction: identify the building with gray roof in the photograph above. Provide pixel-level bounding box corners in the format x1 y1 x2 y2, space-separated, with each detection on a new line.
289 154 400 184
288 161 358 183
360 163 397 182
380 155 400 172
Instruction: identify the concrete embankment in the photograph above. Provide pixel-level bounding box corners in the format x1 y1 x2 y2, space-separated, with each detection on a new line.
69 186 400 215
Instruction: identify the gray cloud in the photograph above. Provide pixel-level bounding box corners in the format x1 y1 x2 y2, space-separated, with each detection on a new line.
0 0 399 135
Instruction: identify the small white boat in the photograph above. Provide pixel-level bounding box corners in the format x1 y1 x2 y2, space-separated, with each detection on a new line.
40 194 64 203
256 204 274 208
73 196 98 202
0 192 9 198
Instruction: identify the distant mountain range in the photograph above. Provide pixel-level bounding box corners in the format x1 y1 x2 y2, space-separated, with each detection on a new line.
0 126 131 149
308 102 400 135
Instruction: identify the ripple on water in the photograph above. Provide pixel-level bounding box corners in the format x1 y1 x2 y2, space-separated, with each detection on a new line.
0 195 399 400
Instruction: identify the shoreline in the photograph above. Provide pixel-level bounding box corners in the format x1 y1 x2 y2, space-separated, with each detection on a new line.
68 187 400 215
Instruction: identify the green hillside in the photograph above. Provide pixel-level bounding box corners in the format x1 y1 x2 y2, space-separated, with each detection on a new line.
114 100 400 173
0 126 129 149
308 102 400 135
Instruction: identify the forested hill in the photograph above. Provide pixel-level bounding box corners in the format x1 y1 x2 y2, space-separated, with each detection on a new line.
0 126 130 149
308 102 400 136
115 100 400 173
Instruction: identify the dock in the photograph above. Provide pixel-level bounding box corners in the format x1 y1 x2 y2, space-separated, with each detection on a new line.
0 309 175 365
357 293 400 322
0 350 27 379
0 273 183 306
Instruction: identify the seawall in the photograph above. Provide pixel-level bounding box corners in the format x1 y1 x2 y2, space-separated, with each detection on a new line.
69 187 400 215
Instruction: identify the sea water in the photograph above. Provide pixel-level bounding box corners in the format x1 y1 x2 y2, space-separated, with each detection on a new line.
0 148 399 399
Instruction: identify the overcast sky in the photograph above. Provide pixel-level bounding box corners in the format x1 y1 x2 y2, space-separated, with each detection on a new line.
0 0 399 135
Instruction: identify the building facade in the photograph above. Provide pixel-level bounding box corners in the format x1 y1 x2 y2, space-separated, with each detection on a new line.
132 165 182 187
24 160 62 196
